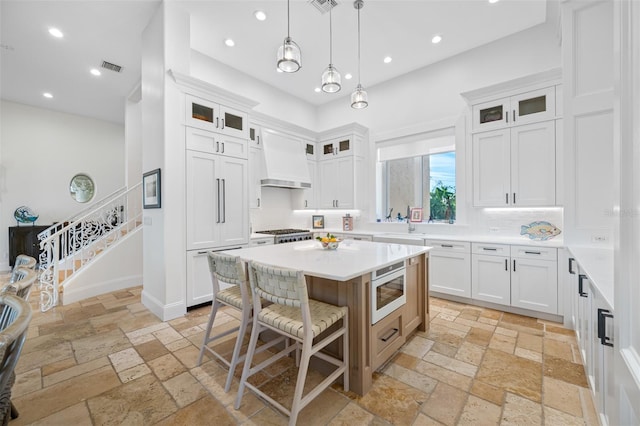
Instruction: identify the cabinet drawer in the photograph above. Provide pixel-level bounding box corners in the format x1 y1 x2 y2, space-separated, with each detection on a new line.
510 245 557 261
472 242 510 256
425 240 470 252
371 307 404 371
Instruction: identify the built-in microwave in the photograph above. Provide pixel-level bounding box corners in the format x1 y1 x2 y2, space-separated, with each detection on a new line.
370 261 406 324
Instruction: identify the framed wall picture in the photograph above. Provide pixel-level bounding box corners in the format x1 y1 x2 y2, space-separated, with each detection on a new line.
312 215 325 229
143 168 161 209
410 207 423 223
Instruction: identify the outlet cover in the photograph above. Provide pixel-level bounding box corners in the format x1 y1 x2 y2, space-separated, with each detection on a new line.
591 235 608 243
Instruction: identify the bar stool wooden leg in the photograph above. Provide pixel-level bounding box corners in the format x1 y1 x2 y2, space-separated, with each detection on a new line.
197 299 221 366
224 300 251 392
234 318 262 410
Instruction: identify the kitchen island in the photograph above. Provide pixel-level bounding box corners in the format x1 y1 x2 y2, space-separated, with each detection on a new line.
224 239 431 395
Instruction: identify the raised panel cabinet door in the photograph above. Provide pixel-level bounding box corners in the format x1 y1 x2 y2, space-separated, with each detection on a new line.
473 129 511 206
218 157 249 247
511 86 556 125
304 160 317 208
471 254 510 305
248 147 263 209
318 159 338 208
510 257 558 314
510 121 556 206
335 156 355 208
428 251 471 298
186 150 220 250
186 250 214 307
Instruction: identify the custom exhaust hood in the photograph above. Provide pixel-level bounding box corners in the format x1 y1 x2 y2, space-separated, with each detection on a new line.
260 129 311 189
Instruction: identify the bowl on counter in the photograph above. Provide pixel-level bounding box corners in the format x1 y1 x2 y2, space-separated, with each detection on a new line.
319 239 342 250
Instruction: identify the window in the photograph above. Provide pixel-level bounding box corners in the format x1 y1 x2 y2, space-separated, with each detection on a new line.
381 152 456 223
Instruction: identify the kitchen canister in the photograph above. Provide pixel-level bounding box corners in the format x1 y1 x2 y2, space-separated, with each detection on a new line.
342 214 353 231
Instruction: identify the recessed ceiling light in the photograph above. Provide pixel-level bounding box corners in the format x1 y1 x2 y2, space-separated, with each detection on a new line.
431 34 442 44
224 38 235 47
489 0 500 3
383 56 392 64
90 68 101 76
48 28 64 38
43 92 53 98
254 10 267 21
345 73 353 80
314 87 321 93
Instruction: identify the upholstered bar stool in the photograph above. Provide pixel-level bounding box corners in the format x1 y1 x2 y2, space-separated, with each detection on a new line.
197 252 284 392
235 260 349 426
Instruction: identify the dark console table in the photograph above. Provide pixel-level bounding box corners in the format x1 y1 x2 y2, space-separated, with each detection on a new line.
8 225 50 267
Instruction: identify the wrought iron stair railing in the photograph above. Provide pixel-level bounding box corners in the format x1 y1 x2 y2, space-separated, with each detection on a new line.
37 183 143 312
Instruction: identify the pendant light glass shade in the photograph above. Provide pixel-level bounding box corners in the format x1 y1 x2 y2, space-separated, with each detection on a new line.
277 37 301 72
277 0 301 73
351 0 368 109
321 7 341 93
351 84 368 108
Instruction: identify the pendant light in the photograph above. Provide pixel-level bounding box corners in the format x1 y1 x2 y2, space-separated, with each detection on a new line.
277 0 301 73
351 0 368 108
321 6 341 93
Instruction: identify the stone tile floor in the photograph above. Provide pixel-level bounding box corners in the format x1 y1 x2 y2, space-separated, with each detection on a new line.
9 285 598 425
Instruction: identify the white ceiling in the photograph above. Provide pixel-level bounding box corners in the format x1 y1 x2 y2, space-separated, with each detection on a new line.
0 0 548 124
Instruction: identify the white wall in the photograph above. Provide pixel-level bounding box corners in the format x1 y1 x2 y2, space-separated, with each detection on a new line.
0 100 125 270
190 50 318 131
316 22 561 136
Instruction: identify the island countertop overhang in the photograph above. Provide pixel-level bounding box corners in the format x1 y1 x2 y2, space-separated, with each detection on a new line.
223 240 431 281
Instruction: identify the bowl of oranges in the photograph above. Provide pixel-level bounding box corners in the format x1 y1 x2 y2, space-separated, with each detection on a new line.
316 233 341 250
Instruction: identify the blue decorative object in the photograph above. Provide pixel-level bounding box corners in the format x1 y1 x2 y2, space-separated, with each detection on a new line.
520 221 561 241
14 206 39 225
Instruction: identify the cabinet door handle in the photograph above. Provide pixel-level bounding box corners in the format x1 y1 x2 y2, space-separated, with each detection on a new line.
524 251 541 255
256 241 266 245
513 193 516 204
513 110 516 122
216 117 219 128
513 259 516 272
441 244 454 248
578 274 588 297
506 109 509 123
216 179 221 223
568 257 576 274
221 142 225 153
505 259 508 271
221 179 226 223
221 118 225 129
257 135 260 145
483 247 497 251
336 200 339 207
304 200 308 208
257 198 260 207
506 193 509 204
216 141 220 152
197 251 209 255
380 327 399 342
597 308 614 347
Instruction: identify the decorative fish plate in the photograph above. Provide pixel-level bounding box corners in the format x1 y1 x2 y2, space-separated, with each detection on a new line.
520 221 561 241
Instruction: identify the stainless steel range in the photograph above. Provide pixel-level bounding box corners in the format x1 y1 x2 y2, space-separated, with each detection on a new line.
255 229 313 244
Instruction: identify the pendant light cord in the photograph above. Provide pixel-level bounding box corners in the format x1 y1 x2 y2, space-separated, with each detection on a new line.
287 0 291 38
329 7 333 64
357 2 362 85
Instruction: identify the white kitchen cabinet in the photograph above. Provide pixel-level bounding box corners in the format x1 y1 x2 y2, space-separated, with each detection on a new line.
248 146 263 209
291 160 317 209
472 86 556 132
249 124 261 148
186 127 248 160
318 156 355 209
186 249 234 307
185 93 248 139
473 120 556 206
510 245 558 314
186 149 249 250
426 240 471 298
305 141 317 160
472 243 511 305
319 137 353 159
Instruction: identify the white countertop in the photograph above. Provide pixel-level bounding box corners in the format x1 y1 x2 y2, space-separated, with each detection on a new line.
568 246 614 309
224 239 430 281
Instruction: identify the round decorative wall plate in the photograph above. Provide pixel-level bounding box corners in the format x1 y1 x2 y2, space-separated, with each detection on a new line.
14 206 39 224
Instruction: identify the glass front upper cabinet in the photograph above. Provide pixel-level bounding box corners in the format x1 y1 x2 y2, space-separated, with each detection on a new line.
185 94 248 138
321 138 352 159
472 86 556 132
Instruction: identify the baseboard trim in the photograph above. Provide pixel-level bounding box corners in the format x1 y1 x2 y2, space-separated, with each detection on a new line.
141 290 186 321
